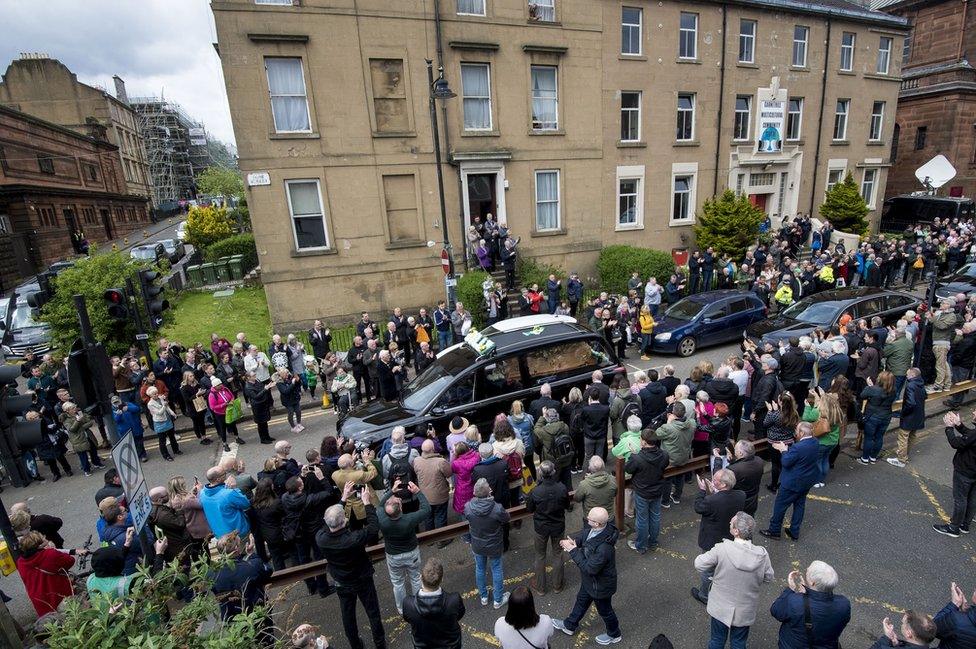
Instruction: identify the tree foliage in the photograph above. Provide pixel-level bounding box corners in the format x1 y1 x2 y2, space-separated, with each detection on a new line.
40 252 158 354
693 190 765 259
597 245 675 294
457 270 491 330
819 171 870 236
185 205 235 250
47 555 284 649
195 166 244 200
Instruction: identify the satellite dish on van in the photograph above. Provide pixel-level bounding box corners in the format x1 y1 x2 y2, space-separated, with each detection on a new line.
915 155 956 189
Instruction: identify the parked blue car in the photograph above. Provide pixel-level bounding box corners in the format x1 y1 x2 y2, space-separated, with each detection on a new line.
652 290 768 357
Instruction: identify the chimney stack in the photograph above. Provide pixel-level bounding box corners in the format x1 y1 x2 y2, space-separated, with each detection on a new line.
113 75 128 103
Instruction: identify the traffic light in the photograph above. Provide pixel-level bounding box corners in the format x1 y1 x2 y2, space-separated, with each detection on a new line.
67 338 112 412
0 365 42 488
103 287 129 321
26 272 55 309
137 269 169 330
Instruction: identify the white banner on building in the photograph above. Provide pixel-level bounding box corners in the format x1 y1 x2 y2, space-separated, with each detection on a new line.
755 76 787 154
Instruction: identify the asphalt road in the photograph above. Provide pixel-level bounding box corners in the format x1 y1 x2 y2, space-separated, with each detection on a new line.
3 332 970 648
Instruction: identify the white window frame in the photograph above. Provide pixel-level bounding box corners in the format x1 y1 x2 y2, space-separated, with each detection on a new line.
679 12 698 60
255 0 292 4
825 159 847 192
670 162 698 225
621 7 643 55
739 19 756 64
534 170 561 232
457 0 486 16
676 92 696 141
620 91 642 142
285 179 330 251
616 165 645 230
869 101 885 142
877 36 892 75
265 57 311 134
530 65 559 131
733 95 751 141
833 99 850 141
792 25 809 67
787 97 803 141
840 32 856 71
529 0 555 22
861 168 878 209
460 63 492 131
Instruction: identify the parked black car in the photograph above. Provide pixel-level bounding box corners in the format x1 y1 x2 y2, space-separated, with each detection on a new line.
745 287 920 346
936 262 976 301
338 315 624 447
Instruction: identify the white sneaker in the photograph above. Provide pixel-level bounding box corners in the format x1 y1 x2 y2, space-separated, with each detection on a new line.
291 425 301 433
813 482 825 489
480 596 489 606
886 458 907 468
493 592 510 609
296 424 306 432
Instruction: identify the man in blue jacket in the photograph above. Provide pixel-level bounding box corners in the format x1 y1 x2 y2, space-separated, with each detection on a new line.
933 581 976 647
552 507 622 645
761 420 820 541
199 465 251 538
770 560 851 648
111 395 146 462
889 368 927 469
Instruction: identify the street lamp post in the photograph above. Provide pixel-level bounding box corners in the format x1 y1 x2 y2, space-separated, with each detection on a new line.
426 59 457 308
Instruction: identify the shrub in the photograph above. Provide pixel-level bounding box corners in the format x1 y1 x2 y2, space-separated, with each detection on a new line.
597 245 675 295
229 204 251 232
41 251 159 354
819 171 869 236
693 190 765 259
185 205 234 250
517 256 563 289
204 233 258 272
456 271 491 330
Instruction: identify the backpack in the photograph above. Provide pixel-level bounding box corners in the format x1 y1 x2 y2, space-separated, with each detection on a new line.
550 429 575 469
385 453 417 490
504 451 523 480
618 399 641 428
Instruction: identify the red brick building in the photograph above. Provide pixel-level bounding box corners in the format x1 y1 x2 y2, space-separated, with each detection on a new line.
883 0 976 198
0 105 149 290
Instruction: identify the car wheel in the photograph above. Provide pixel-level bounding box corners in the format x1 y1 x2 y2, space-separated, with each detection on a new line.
678 337 697 357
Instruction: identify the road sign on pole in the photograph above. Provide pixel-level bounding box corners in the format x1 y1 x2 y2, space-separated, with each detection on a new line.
441 249 450 274
111 435 152 533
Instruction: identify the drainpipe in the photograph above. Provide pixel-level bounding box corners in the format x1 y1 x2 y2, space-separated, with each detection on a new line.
713 4 728 196
809 18 832 216
958 0 968 61
433 0 469 270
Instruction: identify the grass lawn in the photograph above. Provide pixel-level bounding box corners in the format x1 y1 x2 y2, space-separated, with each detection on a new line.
161 284 272 347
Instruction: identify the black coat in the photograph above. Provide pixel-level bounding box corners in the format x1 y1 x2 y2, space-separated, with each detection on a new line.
251 500 286 547
624 447 670 500
276 377 302 408
377 361 398 401
705 378 739 406
212 556 272 620
307 328 332 359
244 381 273 423
568 522 619 599
639 382 668 426
953 333 976 372
471 457 511 508
659 375 681 398
529 396 561 422
693 488 747 551
899 376 927 431
751 373 784 411
282 490 332 542
778 347 807 385
402 591 465 649
728 456 765 516
581 403 610 440
316 504 378 584
590 381 610 405
525 477 570 536
29 514 64 549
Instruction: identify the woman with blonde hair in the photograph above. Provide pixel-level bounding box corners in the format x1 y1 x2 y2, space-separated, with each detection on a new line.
763 392 800 492
561 387 585 473
180 370 212 446
815 392 845 487
638 305 655 361
167 475 211 544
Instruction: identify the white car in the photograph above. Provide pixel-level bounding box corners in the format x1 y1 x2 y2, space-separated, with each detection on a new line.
176 221 187 241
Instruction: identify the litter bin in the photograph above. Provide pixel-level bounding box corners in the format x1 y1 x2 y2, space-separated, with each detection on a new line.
227 255 244 280
185 264 203 287
199 262 217 286
213 258 231 283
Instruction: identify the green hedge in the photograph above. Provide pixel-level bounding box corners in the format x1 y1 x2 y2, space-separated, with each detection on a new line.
456 271 491 330
597 245 675 295
203 233 258 272
517 256 564 289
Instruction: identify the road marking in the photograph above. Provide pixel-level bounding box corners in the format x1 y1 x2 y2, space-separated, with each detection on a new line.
854 596 906 614
806 493 937 520
461 623 501 647
907 467 950 521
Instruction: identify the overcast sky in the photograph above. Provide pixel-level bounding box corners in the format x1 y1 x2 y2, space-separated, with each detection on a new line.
0 0 236 145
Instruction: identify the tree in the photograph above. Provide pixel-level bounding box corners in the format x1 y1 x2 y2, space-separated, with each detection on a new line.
185 205 235 250
692 190 765 259
819 171 869 235
40 251 157 354
196 166 244 200
47 556 279 649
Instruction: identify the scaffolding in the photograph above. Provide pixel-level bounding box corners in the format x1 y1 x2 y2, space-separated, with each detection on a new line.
128 97 211 206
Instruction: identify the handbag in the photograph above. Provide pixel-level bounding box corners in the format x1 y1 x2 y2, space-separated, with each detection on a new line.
225 397 243 424
192 395 208 412
520 465 536 495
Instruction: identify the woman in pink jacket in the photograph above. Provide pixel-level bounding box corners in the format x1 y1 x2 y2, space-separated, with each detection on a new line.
207 377 242 452
451 442 481 515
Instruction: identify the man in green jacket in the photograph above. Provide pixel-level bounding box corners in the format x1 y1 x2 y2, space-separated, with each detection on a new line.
573 456 617 527
535 408 573 492
931 301 959 392
883 327 914 398
377 482 430 615
655 402 696 507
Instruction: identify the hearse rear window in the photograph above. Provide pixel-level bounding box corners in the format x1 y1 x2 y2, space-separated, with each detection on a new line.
525 339 611 385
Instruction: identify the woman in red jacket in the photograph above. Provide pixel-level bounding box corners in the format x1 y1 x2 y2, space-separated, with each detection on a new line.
17 531 86 615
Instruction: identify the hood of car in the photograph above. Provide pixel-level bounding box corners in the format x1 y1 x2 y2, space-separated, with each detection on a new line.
338 399 419 444
937 274 976 296
652 316 693 335
745 316 815 342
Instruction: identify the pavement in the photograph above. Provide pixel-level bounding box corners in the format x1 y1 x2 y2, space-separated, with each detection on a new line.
3 328 972 647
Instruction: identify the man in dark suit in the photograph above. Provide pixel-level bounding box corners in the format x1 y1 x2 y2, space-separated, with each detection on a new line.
308 320 332 361
376 350 399 401
727 440 765 516
761 420 821 541
528 383 561 422
588 370 611 405
691 469 746 605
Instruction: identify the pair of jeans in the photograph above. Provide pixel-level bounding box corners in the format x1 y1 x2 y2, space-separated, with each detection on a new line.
386 548 421 613
584 437 607 465
564 589 621 639
75 449 102 473
532 532 564 592
709 616 750 649
295 536 330 595
473 552 504 603
335 578 386 649
285 404 302 427
767 486 809 536
640 333 652 355
437 329 452 352
817 444 835 483
633 492 662 551
894 375 907 400
699 566 714 598
951 471 976 528
861 414 891 460
157 430 180 459
425 502 448 531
